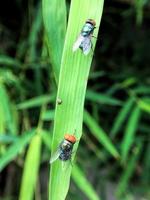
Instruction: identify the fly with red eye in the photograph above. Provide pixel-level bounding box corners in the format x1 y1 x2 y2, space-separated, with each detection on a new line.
50 134 77 164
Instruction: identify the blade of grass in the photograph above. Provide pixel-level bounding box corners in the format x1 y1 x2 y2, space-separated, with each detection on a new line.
0 129 35 171
28 2 43 95
134 0 145 25
42 129 101 200
121 106 141 162
0 69 19 86
89 71 105 79
19 104 46 200
137 98 150 114
28 2 42 62
134 85 150 94
41 110 55 121
72 165 101 200
86 89 122 106
111 97 135 138
42 0 67 83
116 142 142 197
19 134 42 200
0 83 18 135
49 0 104 200
17 94 55 110
0 87 6 134
84 110 119 159
121 77 137 88
0 54 21 68
83 133 108 162
41 129 52 150
0 135 19 144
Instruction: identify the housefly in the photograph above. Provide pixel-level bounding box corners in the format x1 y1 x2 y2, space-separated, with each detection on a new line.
50 134 77 164
73 19 96 55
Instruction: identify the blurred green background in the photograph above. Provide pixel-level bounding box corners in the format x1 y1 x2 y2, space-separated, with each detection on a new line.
0 0 150 200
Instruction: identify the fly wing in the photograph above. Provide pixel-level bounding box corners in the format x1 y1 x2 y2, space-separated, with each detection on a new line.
81 36 92 55
73 35 84 52
49 149 61 164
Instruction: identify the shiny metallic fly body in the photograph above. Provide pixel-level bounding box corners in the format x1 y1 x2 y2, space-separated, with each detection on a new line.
50 134 76 164
81 20 95 37
59 140 73 161
73 19 96 55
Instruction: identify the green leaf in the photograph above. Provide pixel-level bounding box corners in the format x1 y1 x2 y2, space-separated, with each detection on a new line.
41 110 55 121
0 129 35 171
41 129 52 151
134 85 150 94
86 90 122 106
19 134 42 200
0 83 18 135
116 143 142 197
0 55 21 68
17 94 55 110
0 135 19 144
84 110 119 159
49 0 104 200
42 0 67 83
0 69 19 86
28 2 42 62
89 71 105 79
134 0 145 25
111 97 135 138
137 98 150 114
121 77 137 88
121 106 141 162
42 130 100 200
27 2 43 95
72 165 101 200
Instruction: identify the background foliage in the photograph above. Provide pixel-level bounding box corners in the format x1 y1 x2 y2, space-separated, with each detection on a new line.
0 0 150 200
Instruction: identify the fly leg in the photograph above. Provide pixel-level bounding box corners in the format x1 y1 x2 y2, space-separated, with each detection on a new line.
91 42 94 53
92 35 97 39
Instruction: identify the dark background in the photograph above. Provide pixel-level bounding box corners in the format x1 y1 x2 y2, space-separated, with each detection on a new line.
0 0 150 199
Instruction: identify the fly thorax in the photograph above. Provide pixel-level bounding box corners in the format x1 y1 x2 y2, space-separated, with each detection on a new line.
60 139 73 151
81 23 94 36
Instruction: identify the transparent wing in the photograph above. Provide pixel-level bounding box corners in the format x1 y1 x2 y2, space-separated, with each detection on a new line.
81 36 92 55
49 149 61 164
73 35 84 52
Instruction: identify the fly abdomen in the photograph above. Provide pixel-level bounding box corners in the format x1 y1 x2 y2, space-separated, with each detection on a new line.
50 134 77 164
59 150 72 161
58 139 74 161
73 19 96 55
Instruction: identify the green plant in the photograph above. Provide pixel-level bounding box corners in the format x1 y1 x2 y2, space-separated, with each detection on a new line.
0 0 150 199
43 0 104 199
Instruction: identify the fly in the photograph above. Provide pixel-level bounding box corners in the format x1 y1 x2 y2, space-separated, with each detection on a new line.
73 19 96 55
50 134 77 164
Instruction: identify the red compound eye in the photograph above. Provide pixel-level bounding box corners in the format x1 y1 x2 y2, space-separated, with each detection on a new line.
64 134 76 144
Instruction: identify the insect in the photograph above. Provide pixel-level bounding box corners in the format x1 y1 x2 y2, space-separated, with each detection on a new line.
57 98 62 105
73 19 96 55
50 134 77 164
